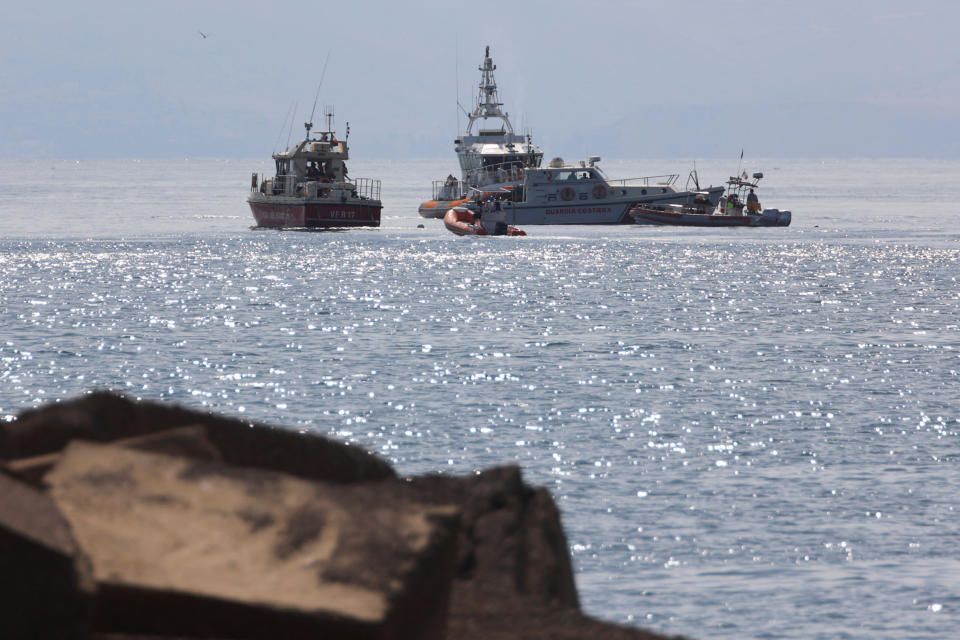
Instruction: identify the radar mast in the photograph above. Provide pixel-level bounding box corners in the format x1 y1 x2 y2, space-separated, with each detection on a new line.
466 46 514 136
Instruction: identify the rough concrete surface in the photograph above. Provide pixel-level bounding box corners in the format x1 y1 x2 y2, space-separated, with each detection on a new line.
46 441 458 640
0 472 95 639
2 390 395 483
2 424 221 487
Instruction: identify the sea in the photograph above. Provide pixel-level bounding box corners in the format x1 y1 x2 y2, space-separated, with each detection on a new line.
1 157 958 639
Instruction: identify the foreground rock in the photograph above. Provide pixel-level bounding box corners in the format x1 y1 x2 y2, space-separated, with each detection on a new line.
0 472 95 639
3 425 222 487
409 466 579 610
47 441 457 640
0 392 688 640
2 390 394 483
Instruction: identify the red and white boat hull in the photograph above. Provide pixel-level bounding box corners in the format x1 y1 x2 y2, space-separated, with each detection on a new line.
249 198 381 228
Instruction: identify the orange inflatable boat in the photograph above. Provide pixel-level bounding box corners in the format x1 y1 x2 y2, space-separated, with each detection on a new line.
443 206 526 236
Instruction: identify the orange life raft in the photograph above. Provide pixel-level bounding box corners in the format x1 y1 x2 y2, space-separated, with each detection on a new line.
443 206 526 237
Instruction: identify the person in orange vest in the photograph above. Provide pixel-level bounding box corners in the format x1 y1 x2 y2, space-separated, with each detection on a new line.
747 188 761 214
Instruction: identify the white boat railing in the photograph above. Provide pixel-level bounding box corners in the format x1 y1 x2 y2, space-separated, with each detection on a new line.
429 160 536 201
255 174 381 200
431 178 464 201
350 177 381 201
463 161 530 189
606 173 679 188
255 173 297 195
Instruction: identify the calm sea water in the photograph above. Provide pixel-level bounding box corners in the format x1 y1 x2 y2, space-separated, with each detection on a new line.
1 157 958 639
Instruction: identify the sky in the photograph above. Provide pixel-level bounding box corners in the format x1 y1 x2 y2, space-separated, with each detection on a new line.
2 0 958 159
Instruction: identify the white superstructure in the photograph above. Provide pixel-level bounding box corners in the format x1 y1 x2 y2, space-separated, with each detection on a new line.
454 46 542 180
419 46 543 216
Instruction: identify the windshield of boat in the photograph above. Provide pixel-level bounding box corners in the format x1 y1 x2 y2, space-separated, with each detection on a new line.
480 154 541 169
553 169 600 181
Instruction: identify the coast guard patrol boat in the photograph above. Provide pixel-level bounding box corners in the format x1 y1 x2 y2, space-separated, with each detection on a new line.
459 156 724 225
423 47 724 224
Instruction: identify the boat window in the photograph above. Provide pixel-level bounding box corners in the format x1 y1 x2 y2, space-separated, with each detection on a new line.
483 156 517 167
555 171 577 181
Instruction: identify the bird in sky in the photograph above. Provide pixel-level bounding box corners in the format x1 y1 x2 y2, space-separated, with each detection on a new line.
198 30 208 39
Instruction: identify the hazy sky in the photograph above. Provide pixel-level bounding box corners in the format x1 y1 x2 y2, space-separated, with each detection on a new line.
2 0 958 159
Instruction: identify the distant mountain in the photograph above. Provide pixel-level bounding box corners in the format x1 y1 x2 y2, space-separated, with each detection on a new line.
548 101 959 159
2 98 955 160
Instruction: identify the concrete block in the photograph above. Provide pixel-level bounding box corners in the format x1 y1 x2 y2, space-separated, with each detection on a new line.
3 391 394 484
410 466 578 609
3 425 220 487
0 472 95 639
47 442 457 640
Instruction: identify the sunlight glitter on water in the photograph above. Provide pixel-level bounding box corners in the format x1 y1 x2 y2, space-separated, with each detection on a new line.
2 157 960 639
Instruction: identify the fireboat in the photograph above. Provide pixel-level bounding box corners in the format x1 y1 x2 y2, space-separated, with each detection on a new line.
248 111 382 229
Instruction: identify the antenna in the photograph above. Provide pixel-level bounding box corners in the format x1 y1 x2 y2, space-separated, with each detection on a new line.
453 43 475 121
285 101 298 150
273 101 295 154
687 160 701 191
324 105 334 133
306 51 331 134
455 37 461 134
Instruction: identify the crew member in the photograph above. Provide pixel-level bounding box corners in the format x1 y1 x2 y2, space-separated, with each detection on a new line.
694 195 709 215
747 188 761 214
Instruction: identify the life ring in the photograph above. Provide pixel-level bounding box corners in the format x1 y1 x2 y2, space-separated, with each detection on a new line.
560 186 576 201
592 183 608 199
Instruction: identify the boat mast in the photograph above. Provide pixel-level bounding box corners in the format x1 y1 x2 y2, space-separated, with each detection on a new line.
466 46 513 136
325 106 335 133
306 51 331 140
